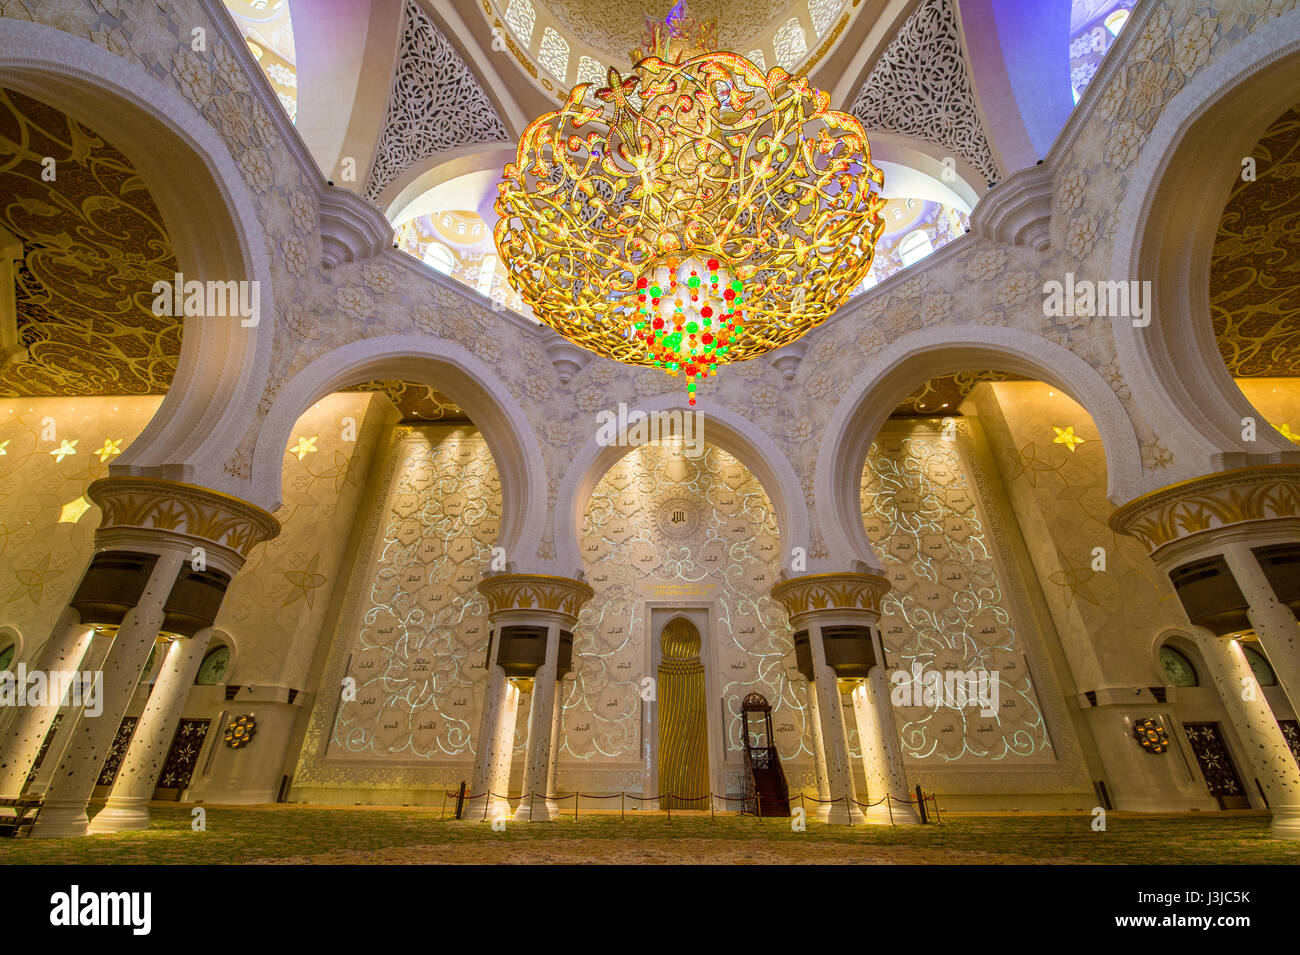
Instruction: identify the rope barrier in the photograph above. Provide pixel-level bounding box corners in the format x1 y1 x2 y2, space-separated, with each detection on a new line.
439 787 942 824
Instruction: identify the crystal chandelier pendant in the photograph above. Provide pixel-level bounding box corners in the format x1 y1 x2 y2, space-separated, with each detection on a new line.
629 256 744 404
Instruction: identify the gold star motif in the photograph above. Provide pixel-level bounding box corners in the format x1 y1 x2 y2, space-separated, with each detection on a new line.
1052 426 1085 452
287 435 318 461
48 439 78 462
9 553 62 604
58 496 92 523
1276 423 1300 445
283 553 327 609
94 438 124 462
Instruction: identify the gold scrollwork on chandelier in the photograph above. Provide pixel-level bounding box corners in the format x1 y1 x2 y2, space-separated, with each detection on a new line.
494 14 886 403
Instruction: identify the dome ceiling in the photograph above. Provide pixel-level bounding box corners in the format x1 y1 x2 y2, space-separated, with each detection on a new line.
539 0 792 62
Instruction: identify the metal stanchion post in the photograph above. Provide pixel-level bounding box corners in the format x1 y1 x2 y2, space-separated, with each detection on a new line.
886 794 894 825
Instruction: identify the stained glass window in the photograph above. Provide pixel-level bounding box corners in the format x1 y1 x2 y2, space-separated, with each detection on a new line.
809 0 841 37
1243 645 1277 687
1068 1 1134 103
505 0 536 46
539 28 570 82
773 19 807 70
222 0 298 123
1159 645 1198 687
577 56 605 90
196 645 232 685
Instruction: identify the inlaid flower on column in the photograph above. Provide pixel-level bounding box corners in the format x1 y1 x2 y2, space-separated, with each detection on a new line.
236 147 273 193
1065 216 1101 260
1171 15 1219 75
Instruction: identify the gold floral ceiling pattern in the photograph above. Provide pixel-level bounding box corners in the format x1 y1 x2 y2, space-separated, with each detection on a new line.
1211 104 1300 377
540 0 788 62
348 380 467 421
0 87 179 397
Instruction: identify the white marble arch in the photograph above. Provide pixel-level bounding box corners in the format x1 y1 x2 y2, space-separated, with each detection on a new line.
291 0 405 187
251 334 547 565
552 395 809 578
0 19 272 496
1111 8 1300 476
380 143 517 225
814 324 1144 570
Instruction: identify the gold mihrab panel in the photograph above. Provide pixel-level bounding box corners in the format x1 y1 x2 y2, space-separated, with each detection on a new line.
1211 104 1300 377
0 88 180 397
329 427 504 760
570 444 807 763
861 428 1053 763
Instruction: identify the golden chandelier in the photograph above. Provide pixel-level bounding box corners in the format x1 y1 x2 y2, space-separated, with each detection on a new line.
494 9 886 403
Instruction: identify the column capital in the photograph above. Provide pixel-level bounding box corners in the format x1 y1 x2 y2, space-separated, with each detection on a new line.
88 477 280 570
1109 465 1300 561
770 571 890 626
477 573 594 628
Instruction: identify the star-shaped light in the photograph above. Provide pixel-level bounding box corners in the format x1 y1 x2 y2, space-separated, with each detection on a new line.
1052 426 1085 452
48 439 78 462
1275 423 1300 445
58 496 92 523
287 435 318 461
94 438 123 462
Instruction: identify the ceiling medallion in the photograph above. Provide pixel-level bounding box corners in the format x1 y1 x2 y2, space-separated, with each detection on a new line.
494 4 886 404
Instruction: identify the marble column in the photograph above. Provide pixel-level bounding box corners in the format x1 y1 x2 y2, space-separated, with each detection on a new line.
32 549 187 838
27 476 277 838
474 573 593 823
25 626 118 796
807 622 865 824
806 686 834 821
467 631 515 821
856 637 920 824
1193 627 1300 840
88 629 212 833
0 609 95 799
1220 541 1300 713
515 625 561 821
545 679 564 800
773 571 896 826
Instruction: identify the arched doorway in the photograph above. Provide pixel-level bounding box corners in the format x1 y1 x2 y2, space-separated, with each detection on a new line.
657 617 709 810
